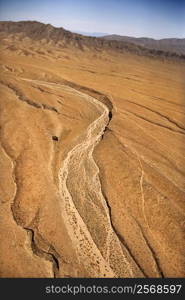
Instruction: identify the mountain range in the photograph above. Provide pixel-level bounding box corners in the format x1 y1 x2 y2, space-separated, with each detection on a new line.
102 34 185 55
0 21 184 59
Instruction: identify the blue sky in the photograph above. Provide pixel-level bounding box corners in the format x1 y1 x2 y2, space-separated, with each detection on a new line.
0 0 185 38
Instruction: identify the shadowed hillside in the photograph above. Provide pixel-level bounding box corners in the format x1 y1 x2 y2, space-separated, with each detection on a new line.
0 21 185 60
102 34 185 55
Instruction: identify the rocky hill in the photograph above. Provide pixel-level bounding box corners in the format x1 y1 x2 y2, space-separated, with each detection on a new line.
102 34 185 55
0 21 185 60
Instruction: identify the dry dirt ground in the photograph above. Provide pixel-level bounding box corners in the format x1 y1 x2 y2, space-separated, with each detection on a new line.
0 35 185 277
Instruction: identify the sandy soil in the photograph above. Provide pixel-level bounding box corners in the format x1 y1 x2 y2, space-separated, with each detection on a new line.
0 32 185 277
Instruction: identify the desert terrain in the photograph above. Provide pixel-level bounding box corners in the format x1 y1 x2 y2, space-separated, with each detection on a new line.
0 21 185 277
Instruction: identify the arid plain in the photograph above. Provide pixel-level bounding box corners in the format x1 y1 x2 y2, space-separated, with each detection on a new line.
0 21 185 277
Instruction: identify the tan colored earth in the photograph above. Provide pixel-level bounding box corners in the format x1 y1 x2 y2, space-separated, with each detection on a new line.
0 22 185 277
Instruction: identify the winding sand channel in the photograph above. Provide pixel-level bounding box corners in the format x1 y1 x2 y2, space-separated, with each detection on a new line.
22 79 133 277
58 84 132 277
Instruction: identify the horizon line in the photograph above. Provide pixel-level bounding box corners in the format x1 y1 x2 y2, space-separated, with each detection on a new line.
0 19 185 40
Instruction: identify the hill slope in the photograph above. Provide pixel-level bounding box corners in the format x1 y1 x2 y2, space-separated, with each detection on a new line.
102 34 185 55
0 21 185 60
